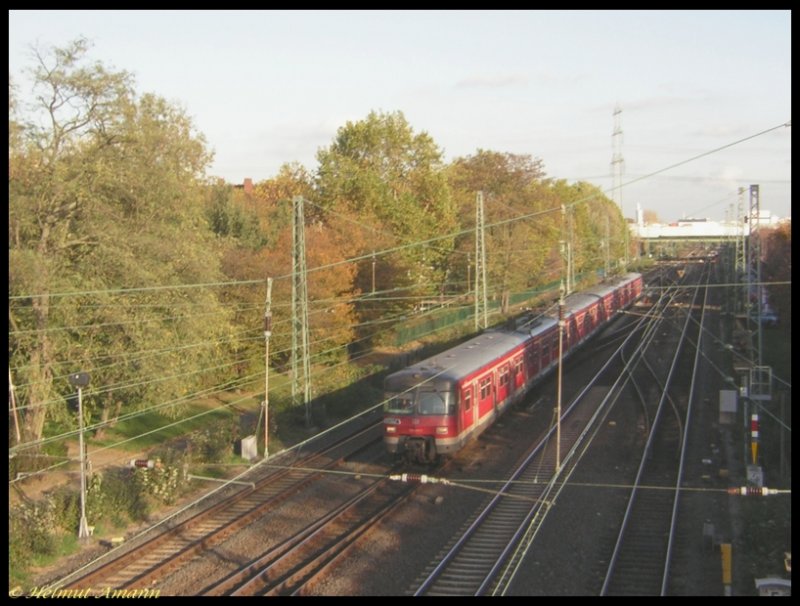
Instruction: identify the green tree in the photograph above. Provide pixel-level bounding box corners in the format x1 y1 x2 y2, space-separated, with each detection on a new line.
9 39 233 444
316 111 457 336
447 150 557 310
9 38 136 443
205 178 265 249
553 180 628 277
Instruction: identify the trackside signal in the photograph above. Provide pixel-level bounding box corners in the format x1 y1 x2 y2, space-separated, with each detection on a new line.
130 459 156 469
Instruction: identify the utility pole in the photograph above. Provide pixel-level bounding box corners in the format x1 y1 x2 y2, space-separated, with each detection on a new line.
749 185 763 368
263 277 272 459
611 104 630 268
611 103 624 212
735 187 747 314
9 366 21 444
605 215 611 279
560 204 571 294
466 252 471 294
68 372 91 540
371 252 376 295
474 191 488 331
292 196 312 427
556 284 565 473
566 206 574 294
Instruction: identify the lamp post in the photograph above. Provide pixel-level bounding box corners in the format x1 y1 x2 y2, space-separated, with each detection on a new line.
68 372 91 540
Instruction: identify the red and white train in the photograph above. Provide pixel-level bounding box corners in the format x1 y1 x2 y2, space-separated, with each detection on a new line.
383 273 643 463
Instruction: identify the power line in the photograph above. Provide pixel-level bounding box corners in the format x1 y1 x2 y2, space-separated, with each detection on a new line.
10 121 789 304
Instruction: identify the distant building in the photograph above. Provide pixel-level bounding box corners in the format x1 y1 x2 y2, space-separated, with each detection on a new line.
233 178 254 194
630 210 786 240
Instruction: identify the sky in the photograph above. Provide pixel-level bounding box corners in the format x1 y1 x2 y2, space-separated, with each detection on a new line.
9 10 792 223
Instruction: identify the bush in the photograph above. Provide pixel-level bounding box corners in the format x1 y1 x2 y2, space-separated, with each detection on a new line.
87 468 149 524
134 464 183 506
47 487 80 533
192 418 238 463
9 502 58 568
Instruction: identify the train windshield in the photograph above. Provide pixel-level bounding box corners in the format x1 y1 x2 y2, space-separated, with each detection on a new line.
385 389 453 415
418 390 448 415
386 392 415 414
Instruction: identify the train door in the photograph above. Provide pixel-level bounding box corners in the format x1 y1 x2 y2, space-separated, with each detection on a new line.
461 383 475 434
478 375 493 419
529 339 540 376
513 355 524 389
581 312 591 340
497 363 509 405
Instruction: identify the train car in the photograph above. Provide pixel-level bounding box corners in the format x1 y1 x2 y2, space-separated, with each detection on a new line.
383 272 643 463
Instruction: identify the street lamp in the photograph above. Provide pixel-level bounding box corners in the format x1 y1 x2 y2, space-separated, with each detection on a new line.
68 371 91 540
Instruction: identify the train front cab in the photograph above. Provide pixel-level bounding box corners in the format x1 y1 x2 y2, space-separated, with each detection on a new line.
383 376 458 463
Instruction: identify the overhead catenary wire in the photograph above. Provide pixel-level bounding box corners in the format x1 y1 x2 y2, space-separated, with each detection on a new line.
10 271 787 418
9 120 789 305
9 124 790 474
8 293 559 448
8 278 505 456
8 262 562 399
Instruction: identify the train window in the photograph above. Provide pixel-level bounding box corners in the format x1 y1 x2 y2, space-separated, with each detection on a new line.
419 391 449 415
463 388 472 412
385 393 414 414
499 366 509 387
479 377 492 400
514 357 523 374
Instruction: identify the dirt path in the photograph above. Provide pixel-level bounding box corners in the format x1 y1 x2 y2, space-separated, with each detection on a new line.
10 440 149 506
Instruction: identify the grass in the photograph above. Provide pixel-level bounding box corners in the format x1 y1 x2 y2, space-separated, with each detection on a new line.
90 393 262 452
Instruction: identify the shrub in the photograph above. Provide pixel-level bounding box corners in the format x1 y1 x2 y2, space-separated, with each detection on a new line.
46 487 80 533
9 502 58 568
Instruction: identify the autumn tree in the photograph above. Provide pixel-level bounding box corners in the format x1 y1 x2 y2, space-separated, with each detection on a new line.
315 111 457 341
553 181 628 278
447 151 560 310
217 161 359 377
9 39 233 444
761 223 791 322
205 178 265 249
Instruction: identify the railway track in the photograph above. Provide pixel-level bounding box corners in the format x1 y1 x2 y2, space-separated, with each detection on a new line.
202 467 424 596
59 414 384 591
408 264 718 596
409 302 659 596
601 262 711 595
52 263 729 597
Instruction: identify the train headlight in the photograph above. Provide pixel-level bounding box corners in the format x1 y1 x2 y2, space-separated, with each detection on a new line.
385 426 397 433
436 426 449 435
